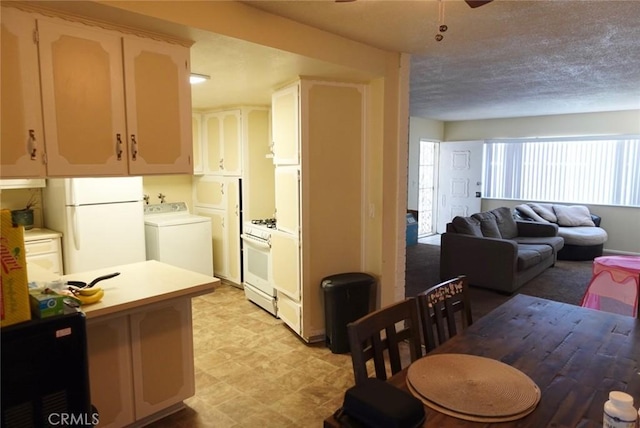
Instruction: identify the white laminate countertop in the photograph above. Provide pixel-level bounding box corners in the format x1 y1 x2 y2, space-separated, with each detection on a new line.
28 260 218 319
24 227 62 241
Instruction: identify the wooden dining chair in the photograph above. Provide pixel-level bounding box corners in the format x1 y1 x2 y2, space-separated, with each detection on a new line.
417 275 473 353
347 298 423 385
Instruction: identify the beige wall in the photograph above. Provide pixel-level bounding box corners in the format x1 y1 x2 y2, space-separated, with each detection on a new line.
444 109 640 141
0 188 44 228
142 175 194 210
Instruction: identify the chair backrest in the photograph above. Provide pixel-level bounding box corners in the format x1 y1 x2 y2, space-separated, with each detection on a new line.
417 275 473 352
347 298 422 385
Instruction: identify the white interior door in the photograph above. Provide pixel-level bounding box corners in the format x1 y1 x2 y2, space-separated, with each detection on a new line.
436 141 484 233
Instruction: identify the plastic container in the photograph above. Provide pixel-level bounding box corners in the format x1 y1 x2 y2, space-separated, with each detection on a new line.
322 272 375 354
603 391 637 428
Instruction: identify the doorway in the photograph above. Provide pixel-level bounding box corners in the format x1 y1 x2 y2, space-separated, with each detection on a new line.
418 140 438 237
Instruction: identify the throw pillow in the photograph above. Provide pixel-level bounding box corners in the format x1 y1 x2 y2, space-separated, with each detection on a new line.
528 203 558 223
471 212 502 238
451 216 482 237
553 205 595 227
515 204 549 223
490 207 518 239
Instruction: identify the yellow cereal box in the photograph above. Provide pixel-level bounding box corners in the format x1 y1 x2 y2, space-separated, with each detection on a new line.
1 209 31 327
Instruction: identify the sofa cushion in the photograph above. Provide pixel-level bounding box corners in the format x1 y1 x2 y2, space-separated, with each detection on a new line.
517 244 553 270
451 216 482 237
515 204 549 223
517 248 542 270
553 205 596 227
513 236 565 254
490 207 518 239
471 212 501 238
528 203 558 223
559 226 607 245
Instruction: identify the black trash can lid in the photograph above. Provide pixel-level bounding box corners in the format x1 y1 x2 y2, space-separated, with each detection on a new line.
321 272 376 289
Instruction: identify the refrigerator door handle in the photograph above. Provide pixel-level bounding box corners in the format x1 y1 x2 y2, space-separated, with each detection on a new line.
71 206 80 251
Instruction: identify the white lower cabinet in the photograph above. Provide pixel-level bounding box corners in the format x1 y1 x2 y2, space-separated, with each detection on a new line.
24 229 63 275
130 300 194 419
86 298 194 427
276 292 301 335
193 176 241 285
86 316 135 427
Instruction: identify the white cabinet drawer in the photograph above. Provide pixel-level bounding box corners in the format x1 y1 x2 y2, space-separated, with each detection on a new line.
24 237 63 275
277 292 301 336
26 252 62 275
25 238 60 256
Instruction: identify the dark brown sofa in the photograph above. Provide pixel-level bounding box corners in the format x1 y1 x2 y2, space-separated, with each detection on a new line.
440 207 564 294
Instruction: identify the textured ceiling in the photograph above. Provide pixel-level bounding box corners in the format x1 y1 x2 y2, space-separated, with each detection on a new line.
244 0 640 121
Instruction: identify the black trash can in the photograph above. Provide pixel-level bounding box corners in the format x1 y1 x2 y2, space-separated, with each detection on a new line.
322 272 376 354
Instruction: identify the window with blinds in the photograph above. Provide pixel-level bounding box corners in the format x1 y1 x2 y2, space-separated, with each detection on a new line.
483 137 640 207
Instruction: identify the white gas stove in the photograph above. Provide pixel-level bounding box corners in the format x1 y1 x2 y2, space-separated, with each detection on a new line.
241 218 277 316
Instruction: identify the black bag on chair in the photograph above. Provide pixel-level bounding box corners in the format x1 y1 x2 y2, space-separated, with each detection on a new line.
337 378 426 428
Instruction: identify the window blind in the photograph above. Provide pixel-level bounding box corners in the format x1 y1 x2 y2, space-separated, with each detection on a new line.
483 137 640 207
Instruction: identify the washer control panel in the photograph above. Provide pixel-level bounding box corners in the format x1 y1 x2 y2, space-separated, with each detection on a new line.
144 202 188 215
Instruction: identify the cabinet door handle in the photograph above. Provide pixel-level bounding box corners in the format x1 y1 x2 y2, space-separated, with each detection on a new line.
131 135 138 161
220 183 225 195
219 158 224 170
28 129 37 160
116 134 123 161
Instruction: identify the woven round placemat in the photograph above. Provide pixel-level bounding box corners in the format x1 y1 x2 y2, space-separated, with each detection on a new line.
406 354 540 421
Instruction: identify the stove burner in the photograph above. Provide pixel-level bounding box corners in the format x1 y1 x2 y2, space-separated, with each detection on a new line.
251 218 277 229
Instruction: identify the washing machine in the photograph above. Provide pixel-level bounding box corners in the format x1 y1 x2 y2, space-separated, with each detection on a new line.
144 202 213 276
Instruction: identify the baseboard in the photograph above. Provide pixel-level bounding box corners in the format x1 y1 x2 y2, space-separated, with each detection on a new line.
603 249 640 256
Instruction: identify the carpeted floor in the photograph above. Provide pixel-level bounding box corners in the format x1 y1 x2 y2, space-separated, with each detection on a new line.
405 242 595 320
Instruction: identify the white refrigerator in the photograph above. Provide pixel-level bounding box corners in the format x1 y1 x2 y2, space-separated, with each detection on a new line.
43 177 147 274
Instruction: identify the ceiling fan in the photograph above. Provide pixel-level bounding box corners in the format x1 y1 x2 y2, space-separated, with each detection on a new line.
464 0 493 8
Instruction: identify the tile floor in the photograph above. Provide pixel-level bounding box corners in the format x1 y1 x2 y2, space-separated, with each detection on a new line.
148 282 354 427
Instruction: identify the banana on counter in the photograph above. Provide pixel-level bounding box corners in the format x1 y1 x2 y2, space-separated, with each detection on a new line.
67 285 106 305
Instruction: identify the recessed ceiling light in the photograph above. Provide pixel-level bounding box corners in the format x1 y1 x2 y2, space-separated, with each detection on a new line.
190 73 210 84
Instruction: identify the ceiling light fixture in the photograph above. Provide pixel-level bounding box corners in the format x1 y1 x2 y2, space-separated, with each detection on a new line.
190 73 210 84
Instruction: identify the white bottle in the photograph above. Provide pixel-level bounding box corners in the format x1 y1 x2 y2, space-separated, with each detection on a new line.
603 391 637 428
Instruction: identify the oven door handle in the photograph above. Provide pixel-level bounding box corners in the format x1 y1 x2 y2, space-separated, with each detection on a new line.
241 234 272 250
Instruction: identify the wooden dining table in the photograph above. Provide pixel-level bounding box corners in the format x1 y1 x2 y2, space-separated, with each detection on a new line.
324 294 640 427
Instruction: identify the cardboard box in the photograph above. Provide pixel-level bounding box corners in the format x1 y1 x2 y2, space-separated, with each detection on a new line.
1 209 32 327
29 289 67 318
29 288 80 318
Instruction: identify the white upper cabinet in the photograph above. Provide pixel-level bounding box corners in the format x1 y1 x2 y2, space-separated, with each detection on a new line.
192 113 203 175
122 35 192 175
0 7 46 178
38 18 128 177
2 6 193 178
271 83 300 166
202 109 242 176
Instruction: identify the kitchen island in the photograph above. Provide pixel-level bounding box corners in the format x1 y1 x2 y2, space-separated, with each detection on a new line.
28 260 218 428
